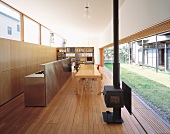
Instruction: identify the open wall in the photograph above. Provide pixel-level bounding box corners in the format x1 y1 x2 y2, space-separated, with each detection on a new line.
0 38 56 106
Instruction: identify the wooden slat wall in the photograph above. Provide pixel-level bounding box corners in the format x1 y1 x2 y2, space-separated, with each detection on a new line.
0 38 56 106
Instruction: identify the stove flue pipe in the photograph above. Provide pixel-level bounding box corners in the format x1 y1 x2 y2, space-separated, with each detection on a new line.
113 0 120 89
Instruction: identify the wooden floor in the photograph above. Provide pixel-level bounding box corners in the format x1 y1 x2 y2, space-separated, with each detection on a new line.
0 68 170 134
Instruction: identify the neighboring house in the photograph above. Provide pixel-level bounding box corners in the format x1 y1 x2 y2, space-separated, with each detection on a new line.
127 32 170 71
0 11 20 40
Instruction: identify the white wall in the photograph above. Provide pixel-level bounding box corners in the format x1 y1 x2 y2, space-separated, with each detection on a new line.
98 20 113 48
120 0 170 39
65 35 95 47
99 0 170 47
96 0 170 64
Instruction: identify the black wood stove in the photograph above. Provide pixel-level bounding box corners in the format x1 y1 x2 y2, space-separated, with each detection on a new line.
102 86 124 124
102 81 132 124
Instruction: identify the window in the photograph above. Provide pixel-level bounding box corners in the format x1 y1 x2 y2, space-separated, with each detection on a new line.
0 2 21 40
41 26 51 46
17 24 20 32
7 26 12 35
51 33 64 47
24 16 40 44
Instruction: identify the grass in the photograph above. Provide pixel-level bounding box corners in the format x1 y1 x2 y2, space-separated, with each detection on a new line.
104 63 113 71
120 67 170 115
104 63 170 119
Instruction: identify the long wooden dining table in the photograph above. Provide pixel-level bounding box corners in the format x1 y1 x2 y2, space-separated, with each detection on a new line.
75 64 101 94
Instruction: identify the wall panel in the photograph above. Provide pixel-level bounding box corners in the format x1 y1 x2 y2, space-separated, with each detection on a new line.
41 46 45 63
19 42 27 67
0 39 11 71
19 67 27 93
0 72 2 104
0 38 57 106
10 40 20 69
26 43 33 66
34 45 39 64
1 71 11 105
11 68 20 97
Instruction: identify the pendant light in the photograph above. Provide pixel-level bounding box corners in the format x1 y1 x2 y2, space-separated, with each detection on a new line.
84 2 90 19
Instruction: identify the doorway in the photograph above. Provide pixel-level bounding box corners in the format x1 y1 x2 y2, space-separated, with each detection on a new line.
158 49 165 69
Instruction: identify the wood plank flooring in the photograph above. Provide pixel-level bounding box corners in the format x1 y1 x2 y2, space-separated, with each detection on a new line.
0 67 170 134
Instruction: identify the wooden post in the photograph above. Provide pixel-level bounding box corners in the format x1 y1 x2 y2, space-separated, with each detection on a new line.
100 48 104 67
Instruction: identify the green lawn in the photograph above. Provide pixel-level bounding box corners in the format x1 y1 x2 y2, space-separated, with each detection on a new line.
104 63 170 118
104 63 113 71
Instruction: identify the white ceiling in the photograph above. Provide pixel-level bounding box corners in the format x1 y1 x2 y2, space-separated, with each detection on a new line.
2 0 125 45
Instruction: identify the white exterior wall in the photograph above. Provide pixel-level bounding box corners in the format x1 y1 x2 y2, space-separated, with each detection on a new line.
0 14 20 40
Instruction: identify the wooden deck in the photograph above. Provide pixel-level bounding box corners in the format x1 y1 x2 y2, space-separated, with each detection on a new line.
0 67 170 134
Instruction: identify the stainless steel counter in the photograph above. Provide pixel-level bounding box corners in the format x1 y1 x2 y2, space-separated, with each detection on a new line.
24 58 71 106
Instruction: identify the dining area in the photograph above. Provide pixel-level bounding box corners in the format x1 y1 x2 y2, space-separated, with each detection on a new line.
75 64 103 95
